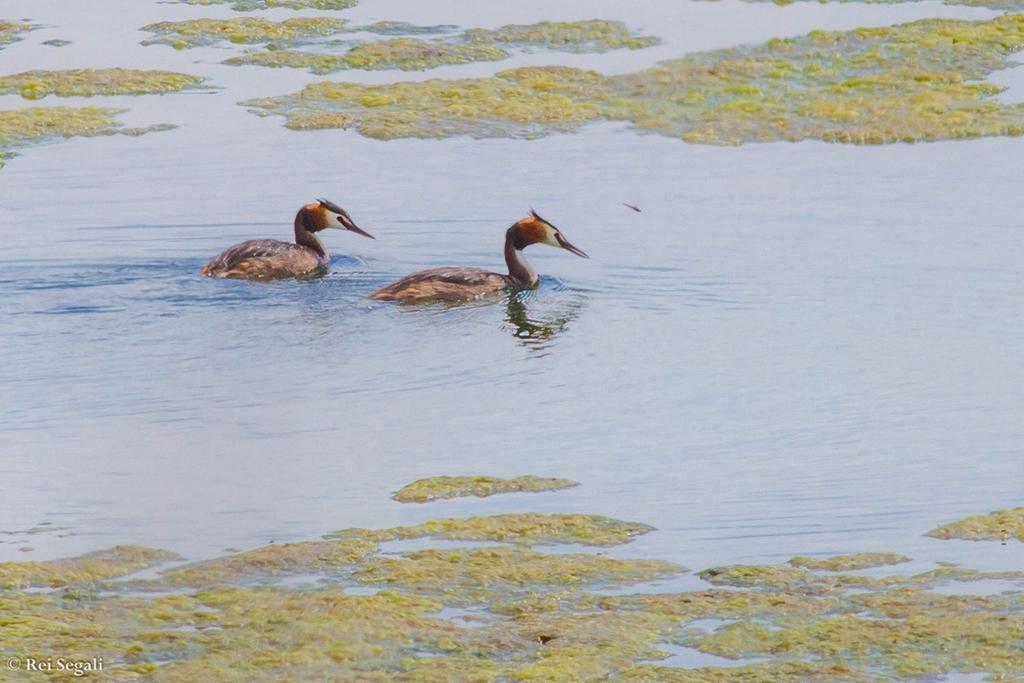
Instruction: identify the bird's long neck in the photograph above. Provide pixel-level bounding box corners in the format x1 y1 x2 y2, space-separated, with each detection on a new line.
295 211 327 259
505 230 538 288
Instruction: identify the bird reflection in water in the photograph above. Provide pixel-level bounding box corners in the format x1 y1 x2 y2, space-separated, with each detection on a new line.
504 292 585 351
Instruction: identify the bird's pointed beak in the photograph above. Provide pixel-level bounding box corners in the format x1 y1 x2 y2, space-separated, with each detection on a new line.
329 209 376 239
347 223 375 240
555 233 589 258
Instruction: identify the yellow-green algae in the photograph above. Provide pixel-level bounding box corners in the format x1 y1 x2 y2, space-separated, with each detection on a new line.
0 107 176 169
245 14 1024 145
688 610 1024 678
141 17 348 49
0 20 34 49
226 40 510 73
392 475 579 503
5 550 1024 680
350 547 680 605
726 0 1024 10
927 506 1024 542
172 0 356 10
0 68 206 100
464 19 658 52
0 545 177 589
789 551 911 570
0 107 172 144
620 661 867 682
338 513 652 546
361 21 458 36
6 492 1024 681
220 20 655 73
162 535 380 586
153 514 650 587
406 514 642 546
699 561 1024 596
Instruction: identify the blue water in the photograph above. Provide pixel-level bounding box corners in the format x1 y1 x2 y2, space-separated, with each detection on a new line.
1 0 1022 586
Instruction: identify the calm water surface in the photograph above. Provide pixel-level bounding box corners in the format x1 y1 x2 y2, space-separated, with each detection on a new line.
1 1 1022 582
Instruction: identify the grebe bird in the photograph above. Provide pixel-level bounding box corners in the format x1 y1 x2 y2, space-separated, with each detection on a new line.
369 210 587 304
200 199 373 281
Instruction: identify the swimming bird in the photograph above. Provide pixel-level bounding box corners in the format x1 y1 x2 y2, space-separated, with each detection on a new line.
369 210 587 304
200 199 373 281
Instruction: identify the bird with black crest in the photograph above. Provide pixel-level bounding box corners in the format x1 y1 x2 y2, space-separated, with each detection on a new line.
369 209 587 304
200 199 374 281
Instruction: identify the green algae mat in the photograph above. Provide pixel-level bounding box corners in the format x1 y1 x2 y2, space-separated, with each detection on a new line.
141 17 350 49
0 69 208 100
0 69 202 170
0 21 35 49
141 18 458 50
245 14 1024 145
3 480 1024 681
927 505 1024 542
734 0 1024 8
142 18 657 73
170 0 357 10
0 70 202 169
0 107 177 171
222 20 656 74
226 39 512 73
392 475 579 503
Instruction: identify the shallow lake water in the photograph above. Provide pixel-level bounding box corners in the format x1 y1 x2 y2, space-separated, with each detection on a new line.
1 0 1022 588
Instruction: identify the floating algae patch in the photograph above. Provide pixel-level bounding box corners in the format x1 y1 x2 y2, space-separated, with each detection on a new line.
1 587 457 682
5 486 1024 681
350 547 682 606
789 552 912 571
226 40 509 74
0 68 207 100
162 535 379 587
137 514 653 592
360 21 458 36
242 70 603 138
4 545 1024 679
0 106 174 151
224 20 655 74
0 590 208 678
392 475 579 503
381 513 650 546
619 661 866 682
142 17 348 49
597 588 842 620
941 0 1024 8
928 506 1024 542
159 514 650 587
244 14 1024 145
686 607 1024 678
172 0 357 10
726 0 1024 10
334 513 652 547
698 563 849 594
0 21 34 49
0 545 178 589
464 19 659 53
699 560 1024 599
0 107 177 170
